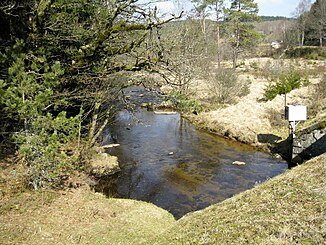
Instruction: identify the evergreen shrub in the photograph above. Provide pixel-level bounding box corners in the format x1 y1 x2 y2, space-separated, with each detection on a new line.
263 70 309 101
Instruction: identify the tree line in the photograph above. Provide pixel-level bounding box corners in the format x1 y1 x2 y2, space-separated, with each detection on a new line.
294 0 325 47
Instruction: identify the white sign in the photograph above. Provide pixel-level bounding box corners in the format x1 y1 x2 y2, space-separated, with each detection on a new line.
285 105 307 121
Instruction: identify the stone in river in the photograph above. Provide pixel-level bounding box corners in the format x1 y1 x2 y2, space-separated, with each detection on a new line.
232 161 246 166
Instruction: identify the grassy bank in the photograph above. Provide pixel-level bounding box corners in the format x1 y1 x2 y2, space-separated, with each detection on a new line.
0 187 174 244
155 154 326 244
0 160 175 244
1 154 325 244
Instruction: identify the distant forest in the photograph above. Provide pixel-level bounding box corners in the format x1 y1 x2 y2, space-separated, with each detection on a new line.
260 16 294 21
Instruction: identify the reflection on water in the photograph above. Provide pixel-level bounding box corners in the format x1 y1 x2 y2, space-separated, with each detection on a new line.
98 108 287 219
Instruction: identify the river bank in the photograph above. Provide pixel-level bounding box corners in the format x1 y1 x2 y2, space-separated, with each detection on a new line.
180 58 325 156
155 153 326 244
1 153 325 244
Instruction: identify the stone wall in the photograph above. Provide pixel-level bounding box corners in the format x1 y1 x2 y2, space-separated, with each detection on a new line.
292 120 326 164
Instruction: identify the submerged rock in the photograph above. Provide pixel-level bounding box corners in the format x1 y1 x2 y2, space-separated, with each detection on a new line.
154 111 177 115
102 144 120 148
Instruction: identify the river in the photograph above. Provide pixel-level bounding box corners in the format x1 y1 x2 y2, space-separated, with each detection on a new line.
96 86 288 219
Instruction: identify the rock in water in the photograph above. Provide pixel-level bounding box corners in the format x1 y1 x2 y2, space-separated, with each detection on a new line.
90 154 120 177
102 144 120 148
232 161 246 166
154 111 177 115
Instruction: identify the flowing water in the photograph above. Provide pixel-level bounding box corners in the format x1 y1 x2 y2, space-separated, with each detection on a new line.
97 87 288 219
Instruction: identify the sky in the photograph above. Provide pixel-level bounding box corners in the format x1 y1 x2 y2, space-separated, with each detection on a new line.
150 0 305 18
255 0 302 17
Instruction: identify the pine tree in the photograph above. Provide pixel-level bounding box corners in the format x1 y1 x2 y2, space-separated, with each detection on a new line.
191 0 225 66
306 0 326 47
225 0 260 68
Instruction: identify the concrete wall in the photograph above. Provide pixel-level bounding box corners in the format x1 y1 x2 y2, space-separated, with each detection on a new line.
292 120 326 164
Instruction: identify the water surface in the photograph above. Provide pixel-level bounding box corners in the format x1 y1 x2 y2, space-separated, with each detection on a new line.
99 107 287 219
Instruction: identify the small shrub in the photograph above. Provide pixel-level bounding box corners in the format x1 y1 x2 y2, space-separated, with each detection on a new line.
266 108 287 127
168 91 203 113
207 68 250 104
263 69 309 101
305 52 319 60
250 61 259 70
15 111 83 189
285 46 325 59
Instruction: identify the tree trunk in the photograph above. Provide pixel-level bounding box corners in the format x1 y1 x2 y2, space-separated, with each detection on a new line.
232 47 238 69
88 101 111 147
217 21 221 68
88 101 100 145
282 21 286 42
89 117 109 147
201 15 208 56
233 23 240 69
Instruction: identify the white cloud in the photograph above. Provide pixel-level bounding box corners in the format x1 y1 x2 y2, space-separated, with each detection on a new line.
147 0 188 17
154 1 177 14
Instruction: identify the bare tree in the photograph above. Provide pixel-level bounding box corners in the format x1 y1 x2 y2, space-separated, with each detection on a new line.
308 0 326 47
293 0 312 46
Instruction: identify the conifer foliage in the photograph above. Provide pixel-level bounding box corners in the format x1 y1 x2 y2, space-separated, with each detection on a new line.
0 0 168 188
225 0 260 68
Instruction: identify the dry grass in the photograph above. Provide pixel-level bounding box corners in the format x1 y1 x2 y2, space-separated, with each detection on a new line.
0 57 325 244
0 155 325 244
0 160 174 245
188 58 325 146
0 185 175 245
154 154 326 244
0 160 58 215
